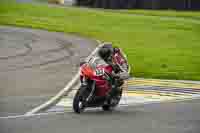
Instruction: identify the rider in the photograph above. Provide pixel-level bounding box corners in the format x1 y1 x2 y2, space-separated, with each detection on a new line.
87 43 123 103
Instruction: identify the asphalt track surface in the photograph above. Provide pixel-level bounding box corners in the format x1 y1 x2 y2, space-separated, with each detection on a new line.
0 99 200 133
0 26 97 117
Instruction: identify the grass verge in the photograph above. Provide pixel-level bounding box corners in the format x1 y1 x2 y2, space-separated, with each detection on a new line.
109 9 200 20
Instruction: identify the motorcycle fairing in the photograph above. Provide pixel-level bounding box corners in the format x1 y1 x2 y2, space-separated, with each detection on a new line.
80 62 113 97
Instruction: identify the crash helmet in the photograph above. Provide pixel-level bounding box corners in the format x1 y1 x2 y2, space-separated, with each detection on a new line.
98 45 113 62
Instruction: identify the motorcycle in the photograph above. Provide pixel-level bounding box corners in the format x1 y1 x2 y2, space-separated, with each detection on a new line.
73 47 129 113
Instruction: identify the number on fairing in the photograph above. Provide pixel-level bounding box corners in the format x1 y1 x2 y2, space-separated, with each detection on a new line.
95 69 104 76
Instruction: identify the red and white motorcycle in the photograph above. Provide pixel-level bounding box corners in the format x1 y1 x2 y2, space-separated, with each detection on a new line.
73 46 130 113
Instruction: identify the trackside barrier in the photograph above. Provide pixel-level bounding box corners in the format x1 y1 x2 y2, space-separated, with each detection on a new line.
75 0 200 10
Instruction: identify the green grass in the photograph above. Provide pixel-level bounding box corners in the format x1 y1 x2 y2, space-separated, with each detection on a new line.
108 9 200 20
1 1 200 80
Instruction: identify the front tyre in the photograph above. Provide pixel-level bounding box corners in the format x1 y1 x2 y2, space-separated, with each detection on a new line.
73 88 86 114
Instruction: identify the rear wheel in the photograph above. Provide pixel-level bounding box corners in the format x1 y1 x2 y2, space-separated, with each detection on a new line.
102 88 122 111
102 105 112 111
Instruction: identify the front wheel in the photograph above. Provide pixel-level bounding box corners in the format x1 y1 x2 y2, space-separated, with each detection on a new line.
73 87 87 113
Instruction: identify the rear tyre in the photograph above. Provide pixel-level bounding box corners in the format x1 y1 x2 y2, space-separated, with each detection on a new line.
102 88 122 111
102 105 111 111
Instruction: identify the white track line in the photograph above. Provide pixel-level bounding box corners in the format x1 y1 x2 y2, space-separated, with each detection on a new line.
0 111 66 119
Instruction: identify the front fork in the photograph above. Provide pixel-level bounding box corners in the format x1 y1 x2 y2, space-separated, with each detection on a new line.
86 80 96 102
80 77 96 106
